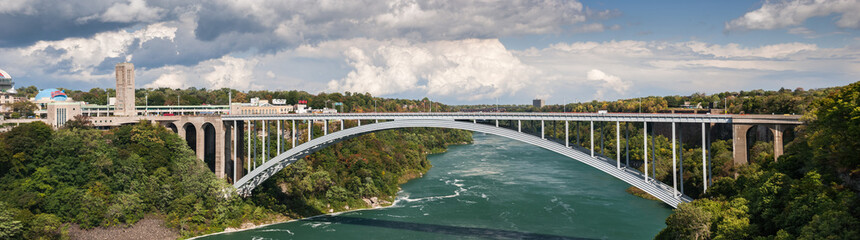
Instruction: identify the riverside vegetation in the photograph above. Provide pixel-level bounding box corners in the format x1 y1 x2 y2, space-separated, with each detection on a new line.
655 82 860 239
0 91 470 239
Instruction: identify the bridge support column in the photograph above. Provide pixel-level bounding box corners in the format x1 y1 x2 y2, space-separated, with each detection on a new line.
196 123 205 161
495 119 498 127
232 121 237 182
235 120 244 181
291 120 296 148
247 120 251 172
732 124 753 166
541 120 545 139
565 121 569 147
262 120 266 162
308 120 312 141
473 119 476 124
324 120 328 135
340 120 344 131
216 123 225 179
518 120 521 132
590 121 594 157
616 121 620 169
277 120 281 155
702 122 707 193
770 125 784 161
358 119 361 126
672 122 678 198
625 123 629 168
644 122 648 182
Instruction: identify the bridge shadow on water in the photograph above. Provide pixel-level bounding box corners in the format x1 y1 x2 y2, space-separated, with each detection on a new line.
307 216 597 240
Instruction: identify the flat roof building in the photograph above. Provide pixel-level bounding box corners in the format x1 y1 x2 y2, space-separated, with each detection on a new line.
533 99 545 108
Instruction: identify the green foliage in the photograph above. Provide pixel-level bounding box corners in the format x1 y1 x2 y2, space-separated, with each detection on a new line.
24 213 66 240
0 121 279 238
806 81 860 187
656 203 712 240
250 128 472 217
657 82 860 239
0 202 23 239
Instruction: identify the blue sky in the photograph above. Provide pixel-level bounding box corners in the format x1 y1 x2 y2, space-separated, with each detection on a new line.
0 0 858 105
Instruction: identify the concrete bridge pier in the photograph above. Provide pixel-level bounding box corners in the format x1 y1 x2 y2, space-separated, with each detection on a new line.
732 123 791 166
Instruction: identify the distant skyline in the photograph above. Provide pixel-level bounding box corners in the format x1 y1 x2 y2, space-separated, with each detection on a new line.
0 0 858 104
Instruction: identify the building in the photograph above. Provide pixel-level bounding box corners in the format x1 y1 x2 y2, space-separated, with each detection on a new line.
231 97 295 115
47 102 82 128
115 63 136 116
0 69 14 92
533 99 545 108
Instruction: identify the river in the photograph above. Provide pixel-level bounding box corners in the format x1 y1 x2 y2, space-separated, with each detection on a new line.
201 133 673 239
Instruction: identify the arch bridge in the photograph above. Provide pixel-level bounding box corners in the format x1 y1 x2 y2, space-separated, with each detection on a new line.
215 112 802 208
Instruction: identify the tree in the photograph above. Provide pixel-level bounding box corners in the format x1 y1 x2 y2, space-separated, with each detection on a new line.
7 100 38 118
806 81 860 190
656 203 712 240
0 202 23 239
62 115 93 130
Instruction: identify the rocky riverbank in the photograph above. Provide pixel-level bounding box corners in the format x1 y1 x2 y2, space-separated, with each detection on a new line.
67 215 178 240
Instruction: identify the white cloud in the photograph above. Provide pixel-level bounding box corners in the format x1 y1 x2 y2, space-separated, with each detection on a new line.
142 56 259 90
219 0 592 41
203 56 258 90
21 23 176 75
726 0 860 31
0 0 35 14
586 69 630 99
683 41 818 58
322 38 536 100
145 68 187 89
75 0 164 24
513 40 860 101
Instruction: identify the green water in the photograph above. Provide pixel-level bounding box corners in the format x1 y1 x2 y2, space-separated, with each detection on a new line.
202 133 673 240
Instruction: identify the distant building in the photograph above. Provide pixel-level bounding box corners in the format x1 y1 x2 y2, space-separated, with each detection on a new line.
231 98 295 115
680 101 702 109
115 63 136 116
0 69 14 92
533 99 545 108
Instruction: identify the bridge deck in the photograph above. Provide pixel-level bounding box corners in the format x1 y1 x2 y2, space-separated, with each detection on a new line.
222 112 802 125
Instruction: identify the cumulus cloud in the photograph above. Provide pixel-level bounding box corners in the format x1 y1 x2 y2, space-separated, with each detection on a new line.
324 38 536 100
142 56 259 90
19 23 176 80
586 69 630 99
0 0 34 14
726 0 860 31
78 0 165 23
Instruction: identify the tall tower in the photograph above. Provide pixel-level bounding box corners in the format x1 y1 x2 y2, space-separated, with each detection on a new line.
115 63 136 116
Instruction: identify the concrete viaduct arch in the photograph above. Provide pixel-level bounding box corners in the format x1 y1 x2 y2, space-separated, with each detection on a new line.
157 116 230 179
233 119 695 208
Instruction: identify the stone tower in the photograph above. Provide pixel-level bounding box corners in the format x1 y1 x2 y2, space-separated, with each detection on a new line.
115 63 136 116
